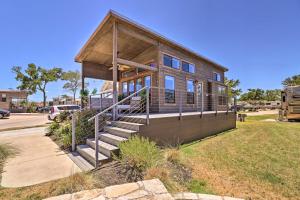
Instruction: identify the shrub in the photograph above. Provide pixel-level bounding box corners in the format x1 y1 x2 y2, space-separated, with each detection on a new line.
54 121 72 149
117 136 161 181
75 109 97 145
46 121 60 136
58 111 71 122
165 149 181 165
144 167 177 191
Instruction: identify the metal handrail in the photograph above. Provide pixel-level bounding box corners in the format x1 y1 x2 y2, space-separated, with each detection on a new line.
88 86 148 122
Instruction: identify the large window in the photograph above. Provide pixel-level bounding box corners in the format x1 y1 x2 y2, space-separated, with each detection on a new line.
187 80 195 104
122 82 128 96
144 76 151 88
1 94 6 102
218 86 226 105
129 80 135 95
165 75 175 103
213 72 222 82
136 78 142 91
163 54 180 69
182 61 195 73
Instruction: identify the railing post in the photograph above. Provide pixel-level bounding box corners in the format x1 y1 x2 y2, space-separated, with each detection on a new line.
71 113 76 152
226 95 229 114
89 95 92 109
179 90 182 120
146 87 150 125
95 115 99 168
201 90 203 118
215 94 218 115
100 94 102 111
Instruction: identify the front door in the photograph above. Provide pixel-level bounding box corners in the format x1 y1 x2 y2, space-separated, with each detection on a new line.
197 82 203 111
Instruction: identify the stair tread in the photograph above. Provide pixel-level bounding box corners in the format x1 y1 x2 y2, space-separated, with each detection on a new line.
77 144 108 161
112 121 144 126
68 152 94 171
105 126 137 133
101 133 128 141
87 138 119 151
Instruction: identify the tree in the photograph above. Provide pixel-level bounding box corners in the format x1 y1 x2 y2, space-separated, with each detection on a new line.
240 88 265 103
61 70 87 103
264 89 281 101
91 88 98 95
282 74 300 87
225 78 242 101
12 64 62 107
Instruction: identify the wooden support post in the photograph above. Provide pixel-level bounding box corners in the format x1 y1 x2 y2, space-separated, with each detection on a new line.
146 87 150 125
81 64 85 109
112 21 118 120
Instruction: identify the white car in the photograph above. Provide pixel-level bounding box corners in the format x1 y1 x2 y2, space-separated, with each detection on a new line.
48 105 80 121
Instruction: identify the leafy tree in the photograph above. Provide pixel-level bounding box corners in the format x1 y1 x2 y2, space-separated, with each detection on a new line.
80 89 89 107
282 74 300 87
12 64 62 107
240 88 265 102
61 70 87 103
91 88 98 95
225 78 242 101
264 89 281 101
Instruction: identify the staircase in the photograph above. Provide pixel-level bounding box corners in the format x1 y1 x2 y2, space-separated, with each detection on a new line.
69 87 149 171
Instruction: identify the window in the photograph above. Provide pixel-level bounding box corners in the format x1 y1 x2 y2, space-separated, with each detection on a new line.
1 94 6 102
122 82 128 96
213 72 222 82
217 86 226 105
129 80 135 95
144 76 151 88
182 61 195 73
187 80 195 104
165 75 175 103
136 78 142 91
163 54 180 69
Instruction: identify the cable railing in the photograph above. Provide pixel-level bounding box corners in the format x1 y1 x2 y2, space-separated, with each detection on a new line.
87 86 149 167
88 89 113 111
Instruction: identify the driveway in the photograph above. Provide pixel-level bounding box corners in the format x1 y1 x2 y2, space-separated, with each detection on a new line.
0 127 81 187
0 113 50 131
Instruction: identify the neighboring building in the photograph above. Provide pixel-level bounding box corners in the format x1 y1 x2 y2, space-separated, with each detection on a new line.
280 86 300 120
76 10 228 113
0 90 28 112
50 95 81 106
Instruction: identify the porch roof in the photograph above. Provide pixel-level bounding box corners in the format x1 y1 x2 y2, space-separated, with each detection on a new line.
75 10 228 72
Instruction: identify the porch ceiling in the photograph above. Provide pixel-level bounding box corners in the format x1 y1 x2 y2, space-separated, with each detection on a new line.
79 18 154 67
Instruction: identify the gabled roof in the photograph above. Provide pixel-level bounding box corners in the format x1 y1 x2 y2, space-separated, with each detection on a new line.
75 10 228 72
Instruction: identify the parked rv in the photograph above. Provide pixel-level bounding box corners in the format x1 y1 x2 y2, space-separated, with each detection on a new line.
280 86 300 121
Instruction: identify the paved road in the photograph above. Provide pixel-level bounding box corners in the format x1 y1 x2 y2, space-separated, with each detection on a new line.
0 127 81 187
0 113 50 131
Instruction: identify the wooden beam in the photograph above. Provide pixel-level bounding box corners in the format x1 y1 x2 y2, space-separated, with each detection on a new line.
112 21 118 119
118 24 158 46
116 58 158 72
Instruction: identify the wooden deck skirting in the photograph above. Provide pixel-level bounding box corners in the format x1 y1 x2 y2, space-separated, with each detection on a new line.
124 111 236 146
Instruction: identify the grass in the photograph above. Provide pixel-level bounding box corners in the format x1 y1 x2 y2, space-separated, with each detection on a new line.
180 114 300 199
0 173 101 200
0 144 15 181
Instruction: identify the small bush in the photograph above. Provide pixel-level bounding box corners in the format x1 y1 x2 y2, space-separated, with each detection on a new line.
58 111 71 122
75 109 97 144
54 121 72 149
117 136 161 181
46 121 60 136
165 149 181 165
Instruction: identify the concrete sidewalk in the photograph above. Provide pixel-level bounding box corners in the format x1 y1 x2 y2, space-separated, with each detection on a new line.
0 127 81 188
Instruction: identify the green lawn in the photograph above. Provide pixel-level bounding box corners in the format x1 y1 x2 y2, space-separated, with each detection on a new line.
181 114 300 200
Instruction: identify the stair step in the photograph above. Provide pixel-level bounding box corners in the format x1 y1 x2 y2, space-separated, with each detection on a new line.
104 126 136 138
100 133 128 146
86 138 119 157
77 144 109 166
121 116 146 124
110 121 144 131
67 152 94 171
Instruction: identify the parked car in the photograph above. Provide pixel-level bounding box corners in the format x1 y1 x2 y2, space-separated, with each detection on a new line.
36 106 50 113
0 108 10 119
48 105 80 121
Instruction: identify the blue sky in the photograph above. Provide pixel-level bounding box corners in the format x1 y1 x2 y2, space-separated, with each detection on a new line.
0 0 299 101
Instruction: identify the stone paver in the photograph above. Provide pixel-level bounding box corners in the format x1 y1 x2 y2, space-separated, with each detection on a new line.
44 179 243 200
0 127 81 187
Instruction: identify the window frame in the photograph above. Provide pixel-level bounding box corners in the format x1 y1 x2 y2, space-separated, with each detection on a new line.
217 85 227 105
1 94 7 102
213 72 222 82
164 75 176 104
163 53 181 70
122 82 128 96
186 79 195 104
182 60 195 74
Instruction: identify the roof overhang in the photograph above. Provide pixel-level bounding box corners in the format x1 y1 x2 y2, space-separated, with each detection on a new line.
75 10 228 72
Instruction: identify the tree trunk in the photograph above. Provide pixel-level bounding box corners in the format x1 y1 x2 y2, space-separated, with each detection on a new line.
73 92 76 104
43 91 46 107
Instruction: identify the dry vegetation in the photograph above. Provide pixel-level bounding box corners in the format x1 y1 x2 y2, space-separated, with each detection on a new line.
180 114 300 199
